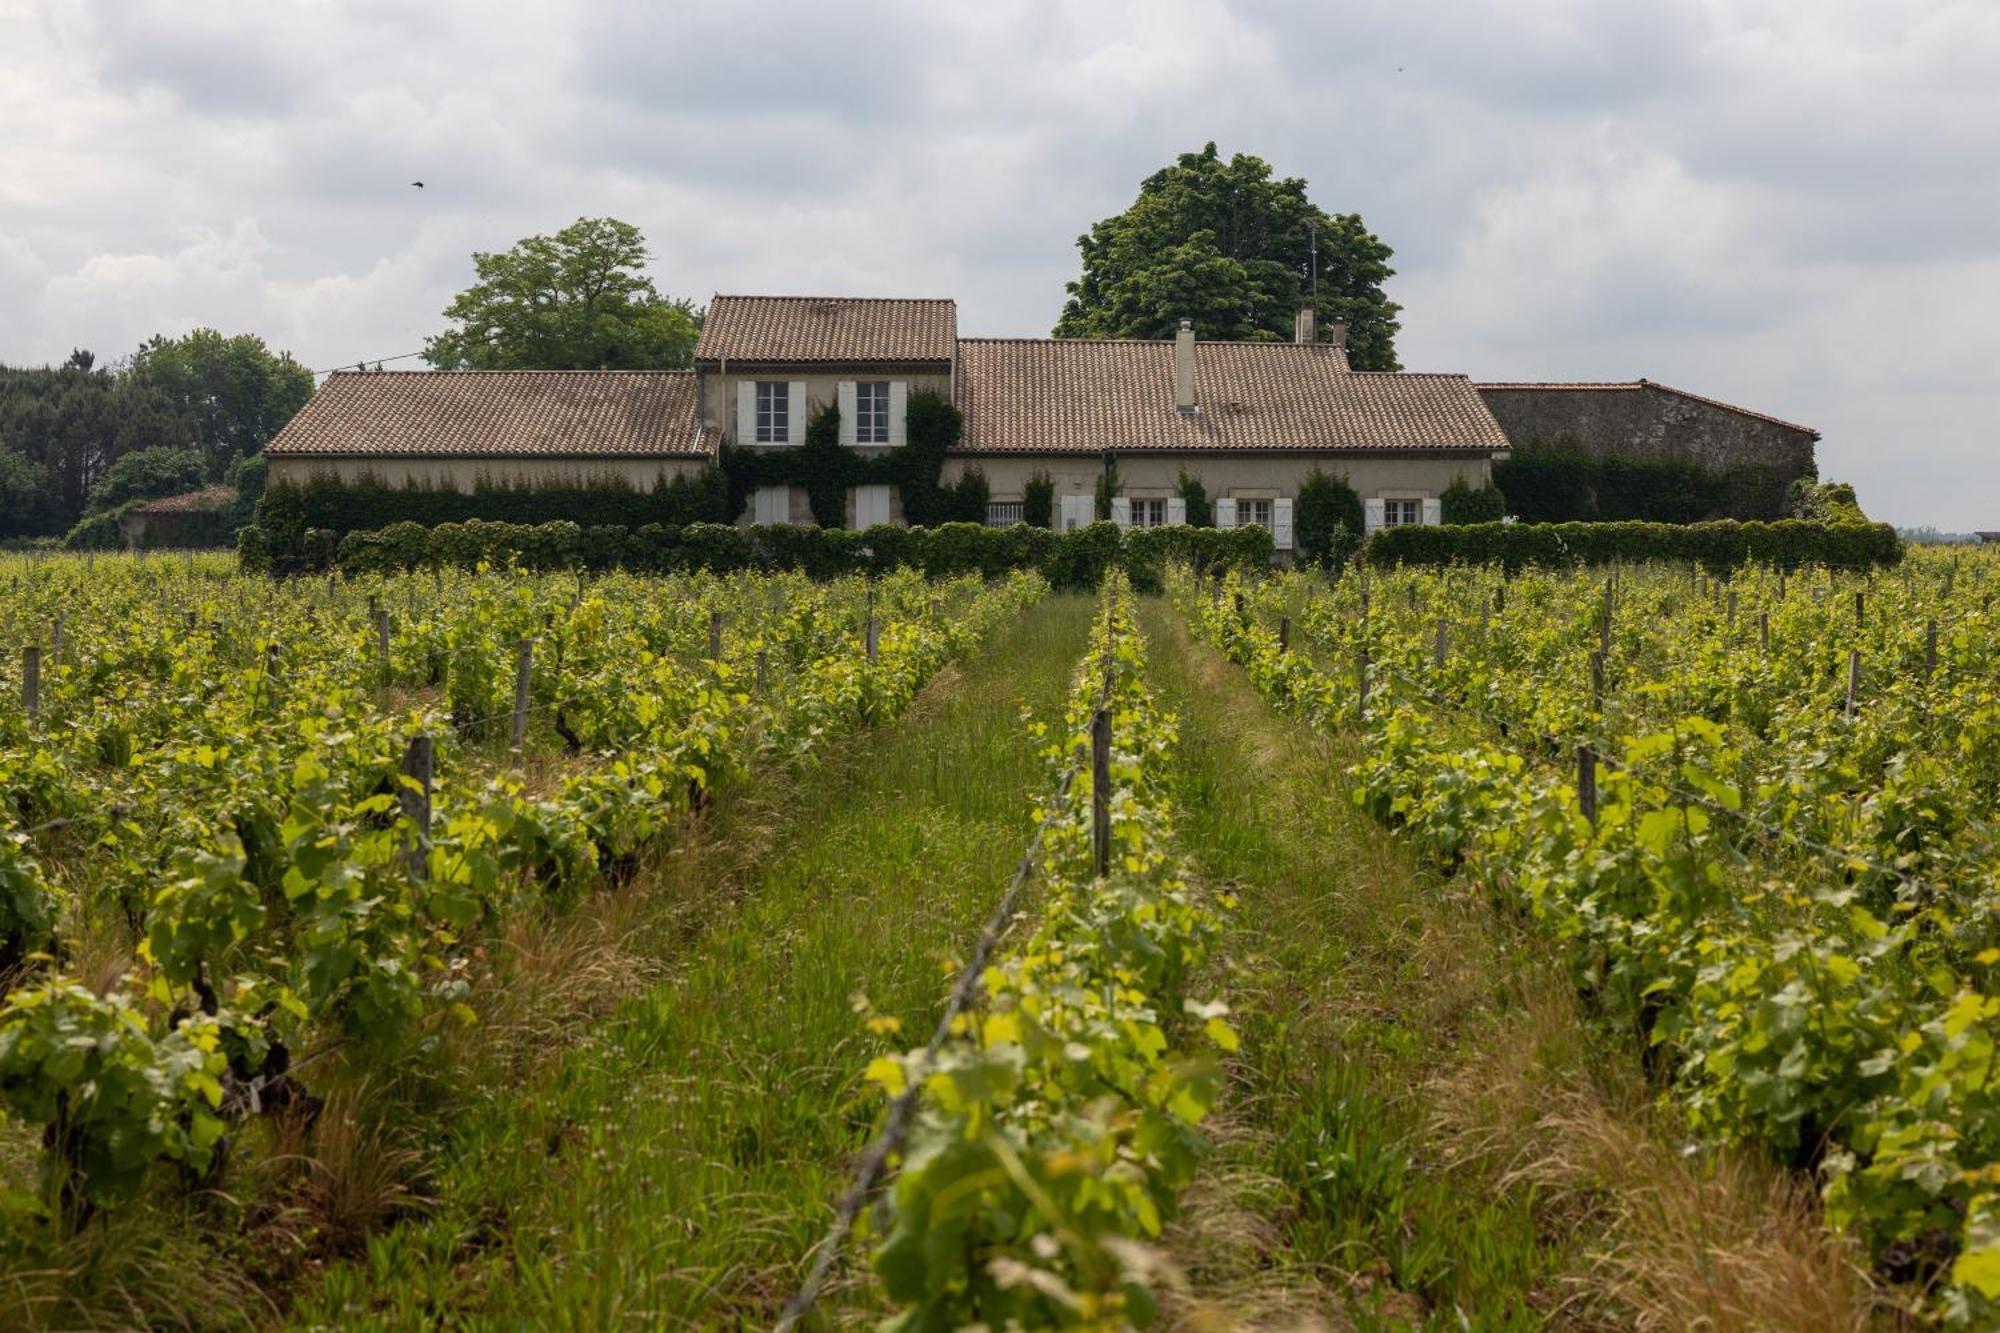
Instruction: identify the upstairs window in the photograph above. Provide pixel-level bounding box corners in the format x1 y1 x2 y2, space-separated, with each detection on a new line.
855 381 890 444
755 381 789 444
1384 498 1422 527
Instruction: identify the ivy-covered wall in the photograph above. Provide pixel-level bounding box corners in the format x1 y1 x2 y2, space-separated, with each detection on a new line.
719 390 987 527
1493 441 1797 523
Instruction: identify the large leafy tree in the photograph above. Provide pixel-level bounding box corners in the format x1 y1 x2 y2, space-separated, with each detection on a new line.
127 328 313 477
425 217 701 371
1055 144 1402 370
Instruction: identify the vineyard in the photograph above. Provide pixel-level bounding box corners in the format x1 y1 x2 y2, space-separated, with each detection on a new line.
1 546 1997 1327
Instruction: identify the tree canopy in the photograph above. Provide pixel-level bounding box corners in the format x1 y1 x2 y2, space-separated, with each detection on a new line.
0 329 309 541
127 328 313 477
1054 144 1403 370
424 217 701 371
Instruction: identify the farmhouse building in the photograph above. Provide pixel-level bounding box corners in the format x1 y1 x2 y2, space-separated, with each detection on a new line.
267 294 1815 547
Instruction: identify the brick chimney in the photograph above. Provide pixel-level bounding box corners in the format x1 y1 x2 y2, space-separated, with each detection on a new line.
1294 304 1316 344
1174 318 1196 414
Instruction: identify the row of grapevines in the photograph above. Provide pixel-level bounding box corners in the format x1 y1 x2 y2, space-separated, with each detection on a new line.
1176 554 2000 1324
0 559 1043 1222
863 574 1235 1328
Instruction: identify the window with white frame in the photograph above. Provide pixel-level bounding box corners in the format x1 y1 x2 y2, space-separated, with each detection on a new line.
1128 497 1168 527
755 381 789 444
855 381 890 444
985 500 1024 527
1237 498 1273 529
1384 498 1422 527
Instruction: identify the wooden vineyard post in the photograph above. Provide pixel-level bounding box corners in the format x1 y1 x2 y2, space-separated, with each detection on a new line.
1726 590 1738 628
1278 615 1291 654
375 608 391 670
1233 592 1247 624
1599 578 1614 658
1855 590 1866 627
1355 643 1369 714
1577 746 1597 826
1494 585 1506 614
1846 649 1861 717
1091 705 1112 879
755 649 769 694
1589 650 1605 714
1759 612 1771 655
865 617 879 663
50 615 63 664
707 610 723 662
1434 619 1448 670
511 638 534 751
22 644 40 727
1925 618 1939 679
398 735 433 878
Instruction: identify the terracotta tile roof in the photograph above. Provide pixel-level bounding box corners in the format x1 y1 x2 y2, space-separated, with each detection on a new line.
694 295 956 364
133 486 236 514
265 370 713 458
1474 379 1819 438
953 339 1510 453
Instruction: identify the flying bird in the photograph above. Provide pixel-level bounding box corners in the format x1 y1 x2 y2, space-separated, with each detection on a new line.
410 181 424 188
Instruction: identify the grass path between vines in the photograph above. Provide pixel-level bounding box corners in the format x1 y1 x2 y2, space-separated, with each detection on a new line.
1139 599 1883 1332
288 593 1097 1329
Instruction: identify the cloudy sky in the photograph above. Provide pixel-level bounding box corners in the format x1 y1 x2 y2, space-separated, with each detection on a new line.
3 0 1996 526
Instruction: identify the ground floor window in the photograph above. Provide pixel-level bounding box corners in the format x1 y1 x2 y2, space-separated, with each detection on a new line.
1130 497 1168 527
1384 498 1422 527
853 483 893 528
1237 498 1273 528
985 500 1024 527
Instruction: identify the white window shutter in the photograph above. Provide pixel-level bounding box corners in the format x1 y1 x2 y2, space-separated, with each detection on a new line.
1422 497 1442 526
1215 497 1238 529
1166 496 1187 525
854 484 890 528
1059 494 1091 531
837 381 857 447
888 381 908 446
1364 498 1386 534
786 381 806 446
1110 496 1131 529
1272 497 1294 550
736 381 756 445
753 485 786 524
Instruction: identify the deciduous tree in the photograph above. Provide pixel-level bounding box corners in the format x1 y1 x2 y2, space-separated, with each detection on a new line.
1056 144 1402 370
425 218 701 371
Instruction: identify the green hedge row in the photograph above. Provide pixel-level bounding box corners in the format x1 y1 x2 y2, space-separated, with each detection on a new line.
1366 519 1903 571
259 469 732 537
240 519 1274 592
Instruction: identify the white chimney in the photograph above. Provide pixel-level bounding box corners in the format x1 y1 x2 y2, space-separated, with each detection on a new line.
1327 319 1348 351
1174 318 1196 414
1294 304 1316 344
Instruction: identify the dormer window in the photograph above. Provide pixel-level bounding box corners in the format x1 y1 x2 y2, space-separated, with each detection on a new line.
855 381 890 444
755 381 789 444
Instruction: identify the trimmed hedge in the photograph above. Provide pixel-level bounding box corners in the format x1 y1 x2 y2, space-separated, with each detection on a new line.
242 519 1274 591
1366 519 1903 572
260 468 731 539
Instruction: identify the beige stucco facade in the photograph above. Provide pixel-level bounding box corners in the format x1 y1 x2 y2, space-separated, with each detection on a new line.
702 368 952 443
265 456 709 492
944 451 1497 504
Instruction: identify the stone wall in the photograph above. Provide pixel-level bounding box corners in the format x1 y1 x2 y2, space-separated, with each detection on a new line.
1476 383 1817 479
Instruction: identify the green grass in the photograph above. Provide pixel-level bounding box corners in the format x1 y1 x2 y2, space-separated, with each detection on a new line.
288 593 1097 1329
1140 599 1564 1328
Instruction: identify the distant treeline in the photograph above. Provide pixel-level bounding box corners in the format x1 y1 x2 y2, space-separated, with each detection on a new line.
0 332 311 542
